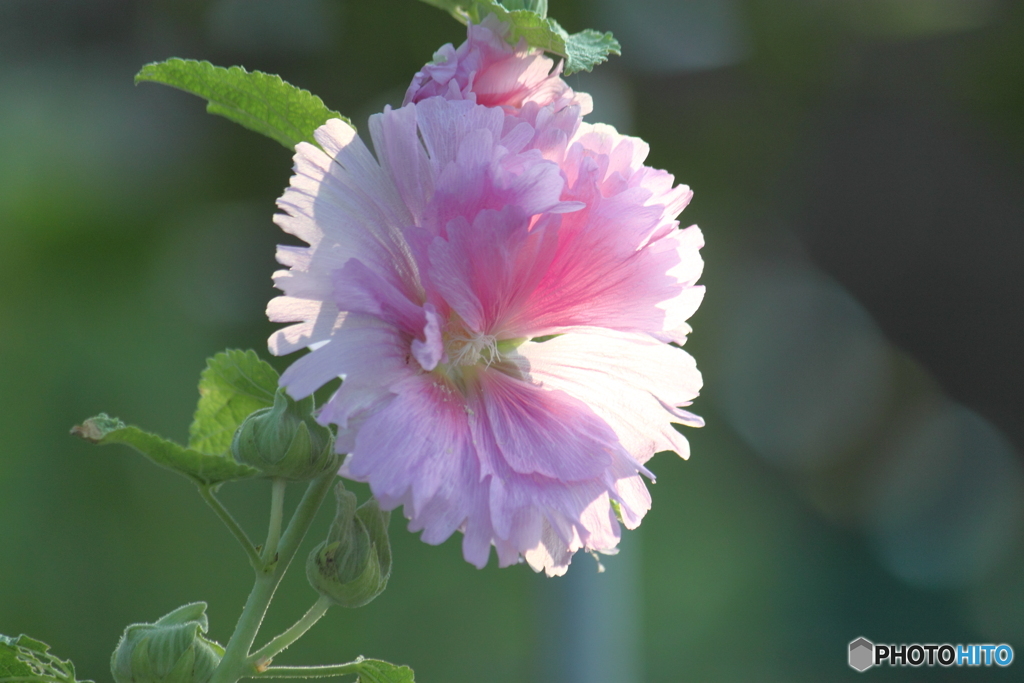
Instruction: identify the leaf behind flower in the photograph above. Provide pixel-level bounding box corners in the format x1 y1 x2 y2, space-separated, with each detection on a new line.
189 349 280 456
71 349 286 485
135 59 349 149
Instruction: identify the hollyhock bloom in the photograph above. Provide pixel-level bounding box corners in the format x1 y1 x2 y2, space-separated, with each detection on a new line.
268 21 704 576
404 14 592 115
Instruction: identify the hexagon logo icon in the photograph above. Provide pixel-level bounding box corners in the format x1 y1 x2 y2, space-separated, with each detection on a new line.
849 637 874 672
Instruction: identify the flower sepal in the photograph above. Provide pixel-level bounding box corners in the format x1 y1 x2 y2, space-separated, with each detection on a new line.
231 388 337 481
306 483 392 608
110 603 223 683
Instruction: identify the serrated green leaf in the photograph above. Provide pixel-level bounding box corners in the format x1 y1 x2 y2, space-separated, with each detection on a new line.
417 0 619 74
556 23 622 75
135 58 349 149
0 638 34 682
0 633 92 683
71 414 258 486
354 659 414 683
73 350 281 485
189 349 280 456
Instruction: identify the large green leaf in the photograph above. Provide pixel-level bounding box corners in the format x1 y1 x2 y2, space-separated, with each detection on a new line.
71 349 283 485
0 633 91 683
135 59 348 149
417 0 619 74
71 414 258 486
189 349 280 456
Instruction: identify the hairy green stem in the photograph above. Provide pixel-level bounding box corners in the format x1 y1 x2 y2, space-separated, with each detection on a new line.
263 478 287 566
274 471 335 565
209 471 337 683
250 596 332 665
248 663 361 679
198 485 262 571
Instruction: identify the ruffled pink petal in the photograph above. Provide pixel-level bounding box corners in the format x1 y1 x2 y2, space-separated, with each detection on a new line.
518 328 703 463
330 258 425 335
410 303 445 371
278 312 411 403
266 296 343 356
467 401 639 576
412 99 581 232
348 375 473 511
425 207 558 334
366 103 434 225
522 523 578 576
345 375 497 569
275 119 415 275
657 226 706 343
270 118 423 362
498 124 704 339
609 472 651 531
472 368 619 481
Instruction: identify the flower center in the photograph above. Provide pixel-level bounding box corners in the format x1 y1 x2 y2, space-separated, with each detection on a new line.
431 317 525 392
445 328 499 367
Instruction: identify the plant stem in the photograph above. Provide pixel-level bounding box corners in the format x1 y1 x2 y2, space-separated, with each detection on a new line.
198 485 263 571
250 596 332 665
248 664 361 679
263 478 287 566
209 471 337 683
211 573 278 683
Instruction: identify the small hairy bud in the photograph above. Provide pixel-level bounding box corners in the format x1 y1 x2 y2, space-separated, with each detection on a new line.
306 483 392 608
110 603 223 683
231 388 337 481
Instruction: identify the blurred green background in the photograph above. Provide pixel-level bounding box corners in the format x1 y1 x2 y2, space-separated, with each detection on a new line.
2 0 1023 680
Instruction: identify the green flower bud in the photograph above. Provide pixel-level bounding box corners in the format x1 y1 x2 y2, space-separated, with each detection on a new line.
231 388 337 481
111 603 223 683
306 483 392 608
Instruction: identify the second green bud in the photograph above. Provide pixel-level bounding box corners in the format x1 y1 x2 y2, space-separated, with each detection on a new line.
307 482 392 608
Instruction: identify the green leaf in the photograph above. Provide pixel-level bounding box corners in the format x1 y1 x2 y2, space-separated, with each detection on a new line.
0 633 92 683
71 415 258 486
417 0 619 74
72 350 284 485
354 659 414 683
189 349 280 456
135 58 349 149
554 23 622 75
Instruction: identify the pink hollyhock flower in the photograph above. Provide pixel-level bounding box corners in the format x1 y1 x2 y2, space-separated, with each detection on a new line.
268 23 704 576
404 14 592 116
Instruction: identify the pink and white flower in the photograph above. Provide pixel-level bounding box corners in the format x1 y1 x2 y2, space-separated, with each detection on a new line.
404 14 592 115
268 19 704 576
